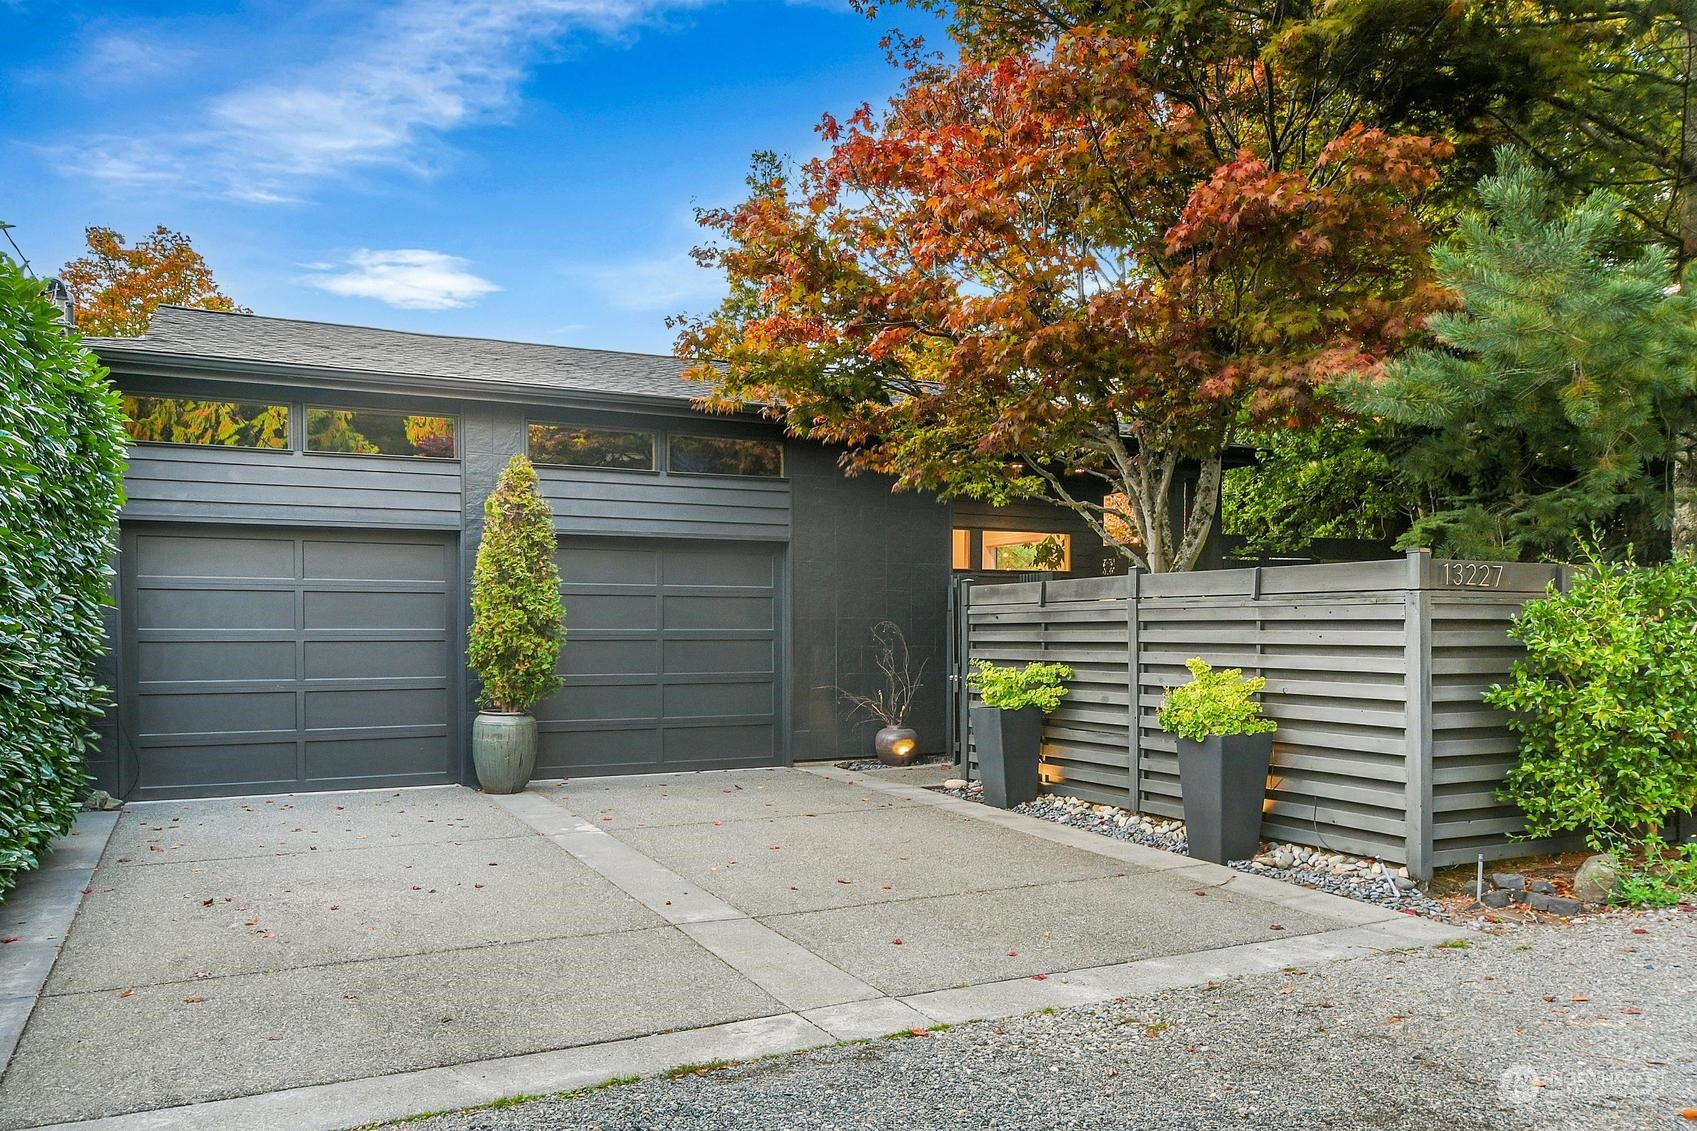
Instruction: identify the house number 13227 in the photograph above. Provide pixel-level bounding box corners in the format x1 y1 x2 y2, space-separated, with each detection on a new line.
1443 562 1505 588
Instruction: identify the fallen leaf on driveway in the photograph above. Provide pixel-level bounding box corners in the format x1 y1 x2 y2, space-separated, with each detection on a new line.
1632 928 1648 935
1269 924 1285 931
119 989 134 998
1278 987 1294 996
836 878 852 885
1031 974 1048 981
891 938 904 945
1007 951 1018 957
183 996 206 1004
911 1027 928 1036
0 938 17 944
1572 995 1591 1002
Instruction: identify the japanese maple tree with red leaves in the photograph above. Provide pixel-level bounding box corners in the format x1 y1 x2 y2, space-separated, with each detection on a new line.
676 31 1450 572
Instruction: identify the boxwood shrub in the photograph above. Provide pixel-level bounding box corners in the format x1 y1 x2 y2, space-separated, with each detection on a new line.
0 260 127 898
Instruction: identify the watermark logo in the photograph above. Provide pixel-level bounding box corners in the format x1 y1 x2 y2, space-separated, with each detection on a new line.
1499 1064 1544 1106
1498 1063 1661 1107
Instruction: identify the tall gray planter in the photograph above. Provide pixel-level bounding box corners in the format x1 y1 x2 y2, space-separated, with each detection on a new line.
472 711 537 794
972 704 1042 809
1177 733 1273 863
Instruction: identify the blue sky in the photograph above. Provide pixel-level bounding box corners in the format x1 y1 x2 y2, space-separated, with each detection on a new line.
1 0 943 353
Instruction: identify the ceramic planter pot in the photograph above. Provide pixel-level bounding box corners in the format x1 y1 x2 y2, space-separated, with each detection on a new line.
472 711 537 794
874 726 919 766
1176 732 1273 863
972 704 1042 809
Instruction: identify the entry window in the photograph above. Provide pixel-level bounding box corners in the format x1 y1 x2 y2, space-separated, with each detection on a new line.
529 423 655 470
122 395 289 449
668 435 783 478
983 531 1071 571
952 529 971 569
306 408 456 458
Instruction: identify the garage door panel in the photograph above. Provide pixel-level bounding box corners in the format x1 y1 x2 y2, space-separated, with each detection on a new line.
304 590 447 631
662 680 773 717
662 723 776 764
662 546 774 587
304 539 448 582
305 687 448 730
304 639 446 680
125 526 456 799
560 639 660 677
663 638 774 674
304 736 449 780
537 725 661 775
560 544 660 585
139 742 299 791
664 594 773 631
133 534 295 580
137 640 296 683
544 683 659 723
139 690 297 737
137 589 296 631
568 593 659 624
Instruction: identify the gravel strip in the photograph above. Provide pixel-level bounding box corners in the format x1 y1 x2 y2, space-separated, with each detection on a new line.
934 782 1454 919
378 911 1696 1131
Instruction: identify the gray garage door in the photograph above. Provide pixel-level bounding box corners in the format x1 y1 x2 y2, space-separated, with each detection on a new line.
537 538 782 776
122 526 456 799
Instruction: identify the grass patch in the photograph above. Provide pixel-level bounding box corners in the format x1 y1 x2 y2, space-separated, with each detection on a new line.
666 1059 738 1079
1435 938 1471 950
354 1076 641 1127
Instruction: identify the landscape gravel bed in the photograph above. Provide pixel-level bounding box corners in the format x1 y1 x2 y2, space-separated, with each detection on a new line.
936 781 1451 919
383 910 1697 1131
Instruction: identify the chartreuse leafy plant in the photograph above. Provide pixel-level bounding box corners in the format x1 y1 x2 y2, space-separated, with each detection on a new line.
468 455 565 713
1157 658 1278 743
967 660 1072 713
1485 550 1697 851
0 257 127 899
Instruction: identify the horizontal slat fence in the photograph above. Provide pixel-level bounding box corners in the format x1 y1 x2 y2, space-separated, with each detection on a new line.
962 551 1572 877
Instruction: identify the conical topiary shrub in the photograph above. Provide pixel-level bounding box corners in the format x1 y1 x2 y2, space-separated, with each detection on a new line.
467 455 564 792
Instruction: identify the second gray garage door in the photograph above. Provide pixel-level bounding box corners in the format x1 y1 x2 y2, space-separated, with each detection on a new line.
122 526 457 799
537 538 783 776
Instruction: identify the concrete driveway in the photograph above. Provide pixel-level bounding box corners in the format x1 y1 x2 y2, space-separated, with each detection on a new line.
0 766 1455 1130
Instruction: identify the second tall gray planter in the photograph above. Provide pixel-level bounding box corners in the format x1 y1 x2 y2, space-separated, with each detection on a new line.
1176 733 1273 863
972 704 1042 809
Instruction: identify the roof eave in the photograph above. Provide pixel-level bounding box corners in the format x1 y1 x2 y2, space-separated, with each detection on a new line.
89 346 761 419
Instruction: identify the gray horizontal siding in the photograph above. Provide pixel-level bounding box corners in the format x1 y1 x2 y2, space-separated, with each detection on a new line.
123 444 463 529
538 466 791 540
963 553 1569 876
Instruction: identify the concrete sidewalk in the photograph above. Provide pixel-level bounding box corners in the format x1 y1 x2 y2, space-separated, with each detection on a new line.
0 768 1459 1130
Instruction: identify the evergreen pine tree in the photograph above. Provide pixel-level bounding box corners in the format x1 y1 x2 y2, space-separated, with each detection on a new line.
1344 149 1697 562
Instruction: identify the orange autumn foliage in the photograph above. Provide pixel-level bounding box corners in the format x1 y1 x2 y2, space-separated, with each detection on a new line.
59 225 246 337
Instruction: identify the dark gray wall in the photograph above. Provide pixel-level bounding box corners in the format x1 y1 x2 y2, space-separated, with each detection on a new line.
788 444 953 762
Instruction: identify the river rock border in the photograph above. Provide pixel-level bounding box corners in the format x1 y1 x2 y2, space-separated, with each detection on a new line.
934 780 1449 920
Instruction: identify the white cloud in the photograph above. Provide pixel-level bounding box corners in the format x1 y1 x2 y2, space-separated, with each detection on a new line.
61 0 701 201
305 249 501 309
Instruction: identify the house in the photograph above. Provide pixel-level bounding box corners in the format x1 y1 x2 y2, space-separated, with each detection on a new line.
86 306 1111 800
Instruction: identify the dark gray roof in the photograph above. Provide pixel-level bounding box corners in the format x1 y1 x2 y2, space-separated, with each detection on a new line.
85 305 716 403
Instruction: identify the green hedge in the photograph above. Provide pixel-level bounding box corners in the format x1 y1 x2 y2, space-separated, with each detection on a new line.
0 259 127 898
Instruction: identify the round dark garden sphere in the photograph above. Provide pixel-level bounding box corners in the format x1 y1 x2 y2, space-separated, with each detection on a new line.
874 726 919 766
